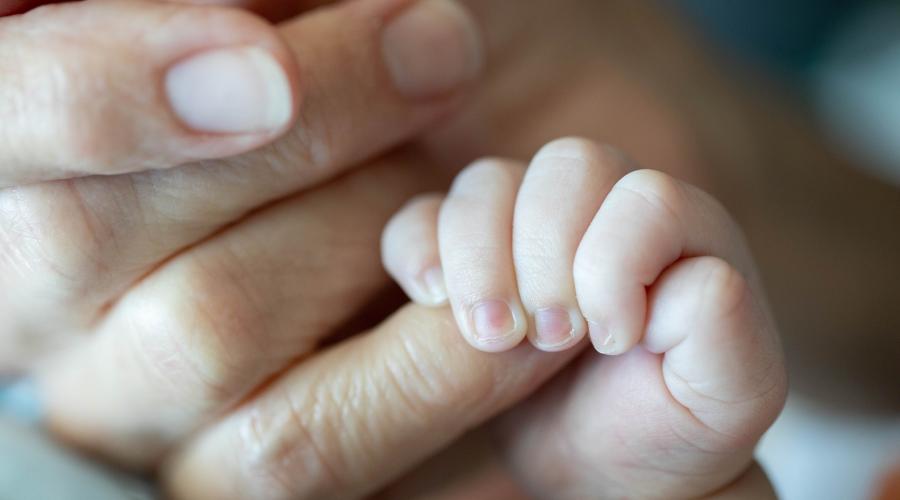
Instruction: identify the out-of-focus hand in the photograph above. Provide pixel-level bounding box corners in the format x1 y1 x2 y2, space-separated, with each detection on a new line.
1 0 485 464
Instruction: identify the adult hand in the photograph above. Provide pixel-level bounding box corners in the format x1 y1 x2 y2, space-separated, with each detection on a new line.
1 0 484 463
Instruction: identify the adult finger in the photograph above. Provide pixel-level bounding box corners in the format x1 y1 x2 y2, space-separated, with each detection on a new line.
37 153 444 465
0 0 299 186
1 0 484 347
163 305 580 500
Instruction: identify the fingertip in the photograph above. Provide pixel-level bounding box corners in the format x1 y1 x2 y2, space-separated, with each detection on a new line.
0 0 302 183
152 3 302 156
164 45 294 136
587 317 644 356
381 194 445 306
404 266 449 307
463 299 528 353
381 0 484 98
528 307 585 352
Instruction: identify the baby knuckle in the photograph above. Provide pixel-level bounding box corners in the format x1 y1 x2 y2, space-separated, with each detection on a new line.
616 169 686 218
572 249 611 282
513 233 559 266
541 136 625 159
532 138 629 180
536 137 604 161
697 257 750 320
453 157 522 191
403 192 444 212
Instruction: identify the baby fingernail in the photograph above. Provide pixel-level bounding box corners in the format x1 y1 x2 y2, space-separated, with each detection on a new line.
471 300 519 345
381 0 484 97
166 46 293 134
588 321 618 354
533 307 577 350
417 267 448 305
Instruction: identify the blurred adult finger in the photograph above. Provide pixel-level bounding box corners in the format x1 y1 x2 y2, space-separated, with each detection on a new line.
37 153 447 465
0 0 299 186
0 0 483 351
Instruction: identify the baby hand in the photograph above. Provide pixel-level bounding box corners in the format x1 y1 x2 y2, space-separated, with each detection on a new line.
382 137 787 498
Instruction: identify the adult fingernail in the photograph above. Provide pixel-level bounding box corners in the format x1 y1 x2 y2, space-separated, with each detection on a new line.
588 320 618 355
533 307 577 350
165 46 293 134
382 0 484 97
471 300 520 346
414 266 448 306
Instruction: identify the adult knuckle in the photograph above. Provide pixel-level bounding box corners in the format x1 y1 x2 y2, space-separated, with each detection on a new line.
137 257 267 399
37 57 127 171
0 184 104 294
224 110 334 183
54 100 109 169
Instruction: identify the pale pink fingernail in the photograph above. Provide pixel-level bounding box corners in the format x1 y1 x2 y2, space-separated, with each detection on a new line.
588 320 618 355
533 307 577 350
471 300 519 345
165 46 293 134
381 0 484 97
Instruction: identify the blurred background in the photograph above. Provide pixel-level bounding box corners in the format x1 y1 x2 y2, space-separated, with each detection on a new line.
676 1 900 499
678 0 900 186
2 1 899 499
